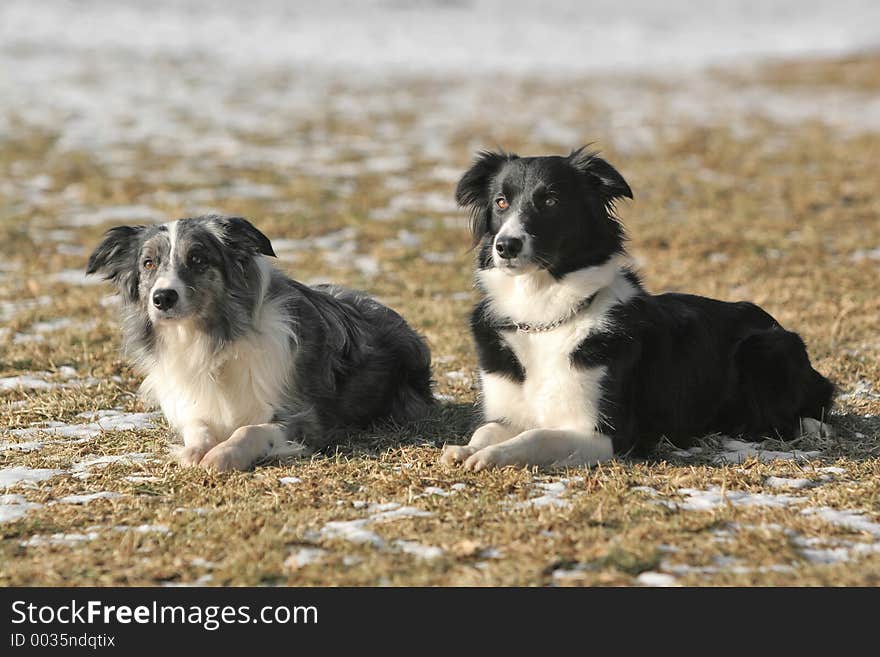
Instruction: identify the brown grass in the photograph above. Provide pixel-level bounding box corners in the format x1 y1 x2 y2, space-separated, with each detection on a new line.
1 53 880 586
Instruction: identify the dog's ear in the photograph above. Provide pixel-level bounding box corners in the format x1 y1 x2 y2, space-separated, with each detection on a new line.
455 150 517 244
86 225 146 302
214 216 276 257
568 147 633 203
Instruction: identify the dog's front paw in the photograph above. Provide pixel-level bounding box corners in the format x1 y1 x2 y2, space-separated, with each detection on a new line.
440 444 480 466
463 446 513 472
176 445 210 467
199 444 253 472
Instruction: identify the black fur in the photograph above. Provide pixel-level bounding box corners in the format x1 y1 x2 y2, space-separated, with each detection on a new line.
461 148 834 455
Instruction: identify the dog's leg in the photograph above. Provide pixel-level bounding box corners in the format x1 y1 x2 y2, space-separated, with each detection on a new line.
462 428 614 472
440 421 520 466
199 423 310 472
176 422 221 466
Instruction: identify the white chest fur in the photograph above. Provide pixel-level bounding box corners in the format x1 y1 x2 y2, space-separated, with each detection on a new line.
140 301 295 442
481 316 607 433
477 261 637 434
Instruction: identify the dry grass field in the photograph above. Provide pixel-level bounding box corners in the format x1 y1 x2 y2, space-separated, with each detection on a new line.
1 47 879 586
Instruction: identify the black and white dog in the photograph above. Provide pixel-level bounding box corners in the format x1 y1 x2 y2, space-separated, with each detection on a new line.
441 148 834 471
87 215 433 471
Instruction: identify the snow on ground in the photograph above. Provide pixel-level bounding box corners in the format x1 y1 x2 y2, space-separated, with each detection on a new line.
803 507 880 537
114 524 172 535
666 486 806 511
56 491 124 505
515 477 584 510
71 453 152 474
0 494 42 523
20 532 100 547
284 547 328 570
0 466 64 488
0 367 103 394
391 539 444 561
9 411 160 444
764 476 815 490
636 572 679 587
314 502 437 559
676 437 826 463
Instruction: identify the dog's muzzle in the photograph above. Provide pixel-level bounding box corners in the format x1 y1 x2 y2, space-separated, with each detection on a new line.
495 236 523 260
152 288 179 311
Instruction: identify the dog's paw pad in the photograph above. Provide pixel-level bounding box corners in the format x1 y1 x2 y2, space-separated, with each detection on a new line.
440 445 479 466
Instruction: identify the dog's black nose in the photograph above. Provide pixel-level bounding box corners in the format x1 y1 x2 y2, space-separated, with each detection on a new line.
495 236 523 259
152 289 179 311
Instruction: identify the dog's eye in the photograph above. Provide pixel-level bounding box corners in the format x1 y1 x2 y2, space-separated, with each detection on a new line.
495 196 509 210
143 259 156 271
545 197 557 207
188 253 205 268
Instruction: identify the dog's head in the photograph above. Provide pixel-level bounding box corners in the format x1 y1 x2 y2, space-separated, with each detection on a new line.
456 147 632 278
86 215 275 338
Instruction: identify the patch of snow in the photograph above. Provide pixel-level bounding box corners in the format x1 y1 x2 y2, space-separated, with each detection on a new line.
71 453 151 475
280 476 302 485
802 507 880 537
12 413 160 442
190 558 217 569
0 440 45 452
764 476 814 490
319 518 384 547
284 547 327 569
636 572 679 587
392 539 444 560
715 438 822 464
21 531 99 547
0 466 64 488
317 502 432 548
368 503 432 522
849 247 880 262
114 524 171 535
56 491 124 504
172 507 210 515
162 574 214 587
0 374 58 391
669 486 805 511
0 494 42 522
444 371 470 384
515 478 584 510
421 486 450 497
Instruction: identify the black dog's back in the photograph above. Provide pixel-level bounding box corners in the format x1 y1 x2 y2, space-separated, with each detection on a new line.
597 292 833 453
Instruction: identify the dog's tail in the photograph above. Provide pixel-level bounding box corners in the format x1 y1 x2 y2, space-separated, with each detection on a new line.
387 328 435 423
732 327 834 439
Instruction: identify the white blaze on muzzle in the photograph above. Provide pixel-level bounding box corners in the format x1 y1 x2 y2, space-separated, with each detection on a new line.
493 211 534 269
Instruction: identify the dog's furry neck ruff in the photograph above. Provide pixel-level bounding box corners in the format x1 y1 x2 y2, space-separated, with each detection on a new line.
492 292 600 333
